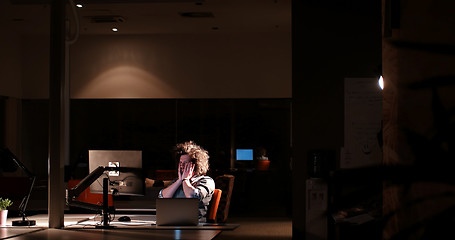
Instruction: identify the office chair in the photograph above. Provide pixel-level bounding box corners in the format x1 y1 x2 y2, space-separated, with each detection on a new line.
207 189 222 223
214 174 235 223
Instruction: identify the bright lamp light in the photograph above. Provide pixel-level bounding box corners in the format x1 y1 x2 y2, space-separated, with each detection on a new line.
378 75 384 90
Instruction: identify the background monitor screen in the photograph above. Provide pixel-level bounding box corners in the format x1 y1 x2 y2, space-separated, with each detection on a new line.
88 150 144 196
236 149 254 160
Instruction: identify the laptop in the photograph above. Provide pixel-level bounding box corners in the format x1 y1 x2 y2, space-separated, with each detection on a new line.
155 198 199 226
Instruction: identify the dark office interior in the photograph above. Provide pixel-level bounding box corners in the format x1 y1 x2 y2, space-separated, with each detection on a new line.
1 0 455 239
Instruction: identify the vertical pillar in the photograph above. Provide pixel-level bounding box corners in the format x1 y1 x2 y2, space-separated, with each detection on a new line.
48 0 66 228
230 102 236 169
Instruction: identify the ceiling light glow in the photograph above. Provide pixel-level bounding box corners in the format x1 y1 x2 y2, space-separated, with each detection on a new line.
112 27 118 32
76 4 83 8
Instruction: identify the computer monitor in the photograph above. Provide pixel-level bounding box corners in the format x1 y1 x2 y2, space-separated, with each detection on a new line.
236 149 254 161
88 150 144 196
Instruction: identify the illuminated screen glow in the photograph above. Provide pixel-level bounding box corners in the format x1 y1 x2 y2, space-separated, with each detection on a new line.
236 149 253 160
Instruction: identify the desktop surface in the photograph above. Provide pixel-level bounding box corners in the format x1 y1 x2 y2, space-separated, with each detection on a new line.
2 213 238 240
4 213 239 230
0 228 221 240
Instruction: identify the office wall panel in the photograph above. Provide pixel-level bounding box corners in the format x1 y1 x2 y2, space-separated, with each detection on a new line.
69 33 291 99
0 33 22 98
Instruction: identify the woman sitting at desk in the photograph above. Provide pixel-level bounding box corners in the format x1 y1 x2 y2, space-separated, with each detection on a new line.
158 141 215 221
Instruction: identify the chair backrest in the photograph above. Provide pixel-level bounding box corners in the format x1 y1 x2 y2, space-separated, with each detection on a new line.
214 174 235 223
207 189 222 223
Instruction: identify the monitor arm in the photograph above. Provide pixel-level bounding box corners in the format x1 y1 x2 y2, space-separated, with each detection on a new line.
66 166 140 211
66 166 106 211
66 166 141 228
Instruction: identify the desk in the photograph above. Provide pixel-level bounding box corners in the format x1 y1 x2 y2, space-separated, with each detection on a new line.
0 228 220 240
2 214 238 240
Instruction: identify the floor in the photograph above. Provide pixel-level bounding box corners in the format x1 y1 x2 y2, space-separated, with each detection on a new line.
214 216 292 240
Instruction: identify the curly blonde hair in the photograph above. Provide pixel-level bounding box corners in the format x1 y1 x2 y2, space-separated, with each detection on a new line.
175 141 210 176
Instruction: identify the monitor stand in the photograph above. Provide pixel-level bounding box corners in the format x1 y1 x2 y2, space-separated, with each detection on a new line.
95 178 115 229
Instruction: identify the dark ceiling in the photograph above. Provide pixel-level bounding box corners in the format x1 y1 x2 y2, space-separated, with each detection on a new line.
2 0 291 35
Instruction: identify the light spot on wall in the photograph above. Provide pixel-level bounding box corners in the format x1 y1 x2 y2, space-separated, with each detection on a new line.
76 65 182 98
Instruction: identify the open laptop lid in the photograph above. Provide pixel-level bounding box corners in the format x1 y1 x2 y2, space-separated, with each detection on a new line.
156 198 199 226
